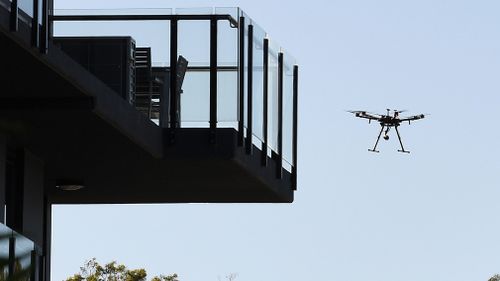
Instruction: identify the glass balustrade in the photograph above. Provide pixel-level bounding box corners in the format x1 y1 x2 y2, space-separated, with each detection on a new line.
217 18 238 129
251 22 266 147
267 38 281 157
49 7 298 173
18 0 32 17
0 223 36 281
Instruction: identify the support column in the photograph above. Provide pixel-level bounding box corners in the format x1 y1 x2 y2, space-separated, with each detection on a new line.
6 148 23 232
292 65 298 190
32 0 40 48
22 150 44 247
40 0 48 53
276 52 283 179
43 195 51 281
209 17 218 144
168 19 178 143
261 38 269 166
245 24 254 154
237 16 245 146
10 0 18 31
0 135 5 223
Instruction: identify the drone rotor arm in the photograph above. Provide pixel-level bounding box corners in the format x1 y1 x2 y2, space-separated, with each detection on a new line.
399 114 425 123
349 111 382 121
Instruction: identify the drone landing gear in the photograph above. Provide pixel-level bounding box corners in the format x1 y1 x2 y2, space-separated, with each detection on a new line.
368 124 385 153
395 125 410 153
368 124 411 153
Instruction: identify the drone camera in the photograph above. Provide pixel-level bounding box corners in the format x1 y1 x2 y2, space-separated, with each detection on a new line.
383 135 389 140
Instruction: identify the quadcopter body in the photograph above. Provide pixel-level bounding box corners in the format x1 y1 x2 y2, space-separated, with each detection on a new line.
349 109 425 153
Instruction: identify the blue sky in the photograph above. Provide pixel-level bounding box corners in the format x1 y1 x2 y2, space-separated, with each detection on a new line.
51 0 500 281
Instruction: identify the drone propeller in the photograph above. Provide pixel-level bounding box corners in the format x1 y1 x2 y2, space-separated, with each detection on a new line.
386 109 407 114
347 109 383 114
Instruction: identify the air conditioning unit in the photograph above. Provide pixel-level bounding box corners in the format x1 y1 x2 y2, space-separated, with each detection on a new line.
54 36 136 104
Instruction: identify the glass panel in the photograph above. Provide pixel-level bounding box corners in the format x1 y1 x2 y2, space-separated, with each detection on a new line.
38 0 42 25
215 7 239 22
217 71 238 128
14 231 34 280
177 20 210 66
18 0 33 17
53 21 171 66
217 20 238 67
175 7 213 15
283 51 296 167
0 224 11 280
0 225 34 281
53 16 171 123
267 39 280 155
252 23 266 144
178 20 210 127
217 20 238 128
283 159 293 173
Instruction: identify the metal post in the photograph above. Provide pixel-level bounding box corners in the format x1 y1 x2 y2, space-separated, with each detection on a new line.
32 0 39 48
276 52 283 179
169 19 178 143
261 38 269 166
237 17 245 146
39 255 45 281
209 17 218 144
245 24 253 154
10 0 18 31
42 195 51 281
8 235 15 279
40 0 48 53
30 250 37 281
292 65 298 190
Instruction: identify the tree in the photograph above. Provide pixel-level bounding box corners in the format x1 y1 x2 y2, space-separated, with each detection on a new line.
65 258 178 281
489 274 500 281
218 273 238 281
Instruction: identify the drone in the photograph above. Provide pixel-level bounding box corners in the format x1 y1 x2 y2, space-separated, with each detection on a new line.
349 109 425 153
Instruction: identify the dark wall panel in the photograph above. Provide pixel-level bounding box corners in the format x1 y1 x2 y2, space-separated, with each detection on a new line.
22 150 44 246
0 134 5 223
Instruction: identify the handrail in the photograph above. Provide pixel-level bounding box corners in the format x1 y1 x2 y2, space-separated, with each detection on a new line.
50 14 239 27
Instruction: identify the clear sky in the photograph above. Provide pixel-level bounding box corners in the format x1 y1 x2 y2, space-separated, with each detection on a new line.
51 0 500 281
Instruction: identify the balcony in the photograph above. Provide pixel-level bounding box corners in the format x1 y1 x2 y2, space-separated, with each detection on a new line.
0 223 39 281
0 6 298 203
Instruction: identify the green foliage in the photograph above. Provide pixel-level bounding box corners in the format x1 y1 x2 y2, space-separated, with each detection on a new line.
150 274 178 281
489 274 500 281
65 258 178 281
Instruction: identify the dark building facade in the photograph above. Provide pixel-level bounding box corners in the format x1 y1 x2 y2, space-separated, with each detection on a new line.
0 2 298 280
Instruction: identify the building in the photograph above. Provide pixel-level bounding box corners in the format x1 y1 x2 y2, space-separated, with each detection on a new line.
0 2 298 280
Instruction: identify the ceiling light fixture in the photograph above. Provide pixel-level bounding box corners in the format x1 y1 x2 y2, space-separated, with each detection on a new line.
56 180 85 191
